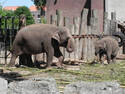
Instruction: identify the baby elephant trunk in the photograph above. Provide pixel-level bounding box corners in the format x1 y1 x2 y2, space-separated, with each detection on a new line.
66 37 75 53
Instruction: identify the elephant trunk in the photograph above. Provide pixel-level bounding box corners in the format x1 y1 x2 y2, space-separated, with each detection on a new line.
66 37 75 53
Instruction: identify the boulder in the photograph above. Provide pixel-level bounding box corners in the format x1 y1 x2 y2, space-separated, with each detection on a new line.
0 77 8 94
64 81 125 94
8 77 60 94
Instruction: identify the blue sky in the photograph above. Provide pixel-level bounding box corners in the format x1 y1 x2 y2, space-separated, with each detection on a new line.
0 0 34 8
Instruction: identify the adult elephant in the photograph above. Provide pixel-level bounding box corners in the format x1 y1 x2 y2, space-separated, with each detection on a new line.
8 24 75 68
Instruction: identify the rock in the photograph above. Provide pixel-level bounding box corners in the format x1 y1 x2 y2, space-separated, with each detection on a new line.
0 77 8 94
8 77 60 94
64 81 125 94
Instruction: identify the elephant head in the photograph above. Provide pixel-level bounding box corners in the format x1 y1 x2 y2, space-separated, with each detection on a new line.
95 41 106 56
52 27 75 53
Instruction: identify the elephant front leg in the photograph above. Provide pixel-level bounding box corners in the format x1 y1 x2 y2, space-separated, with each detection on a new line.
8 54 18 67
54 48 64 69
107 53 111 64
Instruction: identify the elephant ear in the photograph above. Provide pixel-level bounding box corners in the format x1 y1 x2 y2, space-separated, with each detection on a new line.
52 32 60 43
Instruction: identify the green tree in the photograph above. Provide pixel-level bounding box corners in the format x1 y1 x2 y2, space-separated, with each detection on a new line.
14 6 34 25
0 6 19 29
31 0 46 16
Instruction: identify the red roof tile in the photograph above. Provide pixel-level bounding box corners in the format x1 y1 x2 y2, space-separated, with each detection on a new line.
3 6 19 11
29 5 37 11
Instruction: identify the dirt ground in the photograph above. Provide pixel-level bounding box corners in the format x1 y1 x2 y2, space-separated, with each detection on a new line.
0 59 125 93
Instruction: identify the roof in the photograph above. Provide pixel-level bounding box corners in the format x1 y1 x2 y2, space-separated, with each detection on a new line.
29 5 37 11
3 5 38 12
3 6 19 11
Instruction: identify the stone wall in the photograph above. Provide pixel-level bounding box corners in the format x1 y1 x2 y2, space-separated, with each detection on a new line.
0 77 125 94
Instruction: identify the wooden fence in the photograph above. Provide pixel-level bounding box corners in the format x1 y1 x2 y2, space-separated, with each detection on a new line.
46 9 123 63
0 9 123 65
35 9 103 63
35 8 124 64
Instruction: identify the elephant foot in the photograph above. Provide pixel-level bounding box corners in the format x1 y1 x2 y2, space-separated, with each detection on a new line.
7 63 15 67
102 60 108 65
47 66 53 70
112 59 116 63
107 60 111 64
57 66 64 69
56 63 65 69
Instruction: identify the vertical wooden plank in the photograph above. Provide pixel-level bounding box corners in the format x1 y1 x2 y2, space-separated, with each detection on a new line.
80 9 88 62
56 10 64 62
90 9 100 35
110 12 117 35
51 15 58 25
74 17 80 35
87 26 91 61
80 9 88 35
103 12 111 35
91 37 95 61
56 10 63 26
64 17 70 60
69 24 75 61
73 17 80 60
50 14 58 63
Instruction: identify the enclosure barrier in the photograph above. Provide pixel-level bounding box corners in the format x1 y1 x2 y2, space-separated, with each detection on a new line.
0 16 19 64
0 9 123 65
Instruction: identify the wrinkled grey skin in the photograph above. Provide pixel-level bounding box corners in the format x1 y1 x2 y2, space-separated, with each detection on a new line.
95 36 119 64
8 24 75 68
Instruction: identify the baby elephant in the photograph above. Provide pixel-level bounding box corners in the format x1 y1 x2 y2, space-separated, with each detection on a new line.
8 24 75 68
95 36 119 64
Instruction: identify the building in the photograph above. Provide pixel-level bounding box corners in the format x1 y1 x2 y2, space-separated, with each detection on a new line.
46 0 104 32
3 6 19 11
105 0 125 22
29 5 41 23
46 0 125 32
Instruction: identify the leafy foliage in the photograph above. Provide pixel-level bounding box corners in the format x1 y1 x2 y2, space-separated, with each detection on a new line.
14 6 35 25
31 0 46 16
31 0 46 9
0 6 19 29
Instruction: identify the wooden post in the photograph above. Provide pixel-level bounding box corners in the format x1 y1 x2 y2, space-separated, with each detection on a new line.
56 10 63 26
110 12 117 35
51 14 57 25
64 17 71 60
87 26 91 61
69 24 75 61
80 9 88 61
90 9 100 35
103 12 111 35
74 17 80 60
56 10 64 62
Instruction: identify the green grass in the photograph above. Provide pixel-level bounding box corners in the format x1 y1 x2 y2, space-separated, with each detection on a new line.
1 60 125 91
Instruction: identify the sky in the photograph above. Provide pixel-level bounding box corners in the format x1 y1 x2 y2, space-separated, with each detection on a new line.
0 0 34 8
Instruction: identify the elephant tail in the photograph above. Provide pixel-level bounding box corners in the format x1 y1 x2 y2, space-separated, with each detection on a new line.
112 32 125 47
